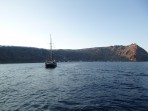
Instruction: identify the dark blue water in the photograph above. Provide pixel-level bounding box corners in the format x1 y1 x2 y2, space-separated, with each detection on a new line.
0 62 148 111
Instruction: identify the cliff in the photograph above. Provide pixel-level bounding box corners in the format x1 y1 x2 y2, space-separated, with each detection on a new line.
55 44 148 62
0 44 148 63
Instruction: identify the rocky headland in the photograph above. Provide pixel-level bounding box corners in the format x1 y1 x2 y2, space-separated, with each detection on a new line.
0 44 148 63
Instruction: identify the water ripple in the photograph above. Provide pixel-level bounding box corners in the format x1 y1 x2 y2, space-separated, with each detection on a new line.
0 62 148 111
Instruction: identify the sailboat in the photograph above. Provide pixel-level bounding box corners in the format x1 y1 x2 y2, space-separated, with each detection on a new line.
45 35 57 68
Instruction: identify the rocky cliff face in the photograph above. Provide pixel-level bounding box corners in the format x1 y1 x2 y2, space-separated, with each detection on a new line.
0 44 148 63
111 44 148 61
55 44 148 62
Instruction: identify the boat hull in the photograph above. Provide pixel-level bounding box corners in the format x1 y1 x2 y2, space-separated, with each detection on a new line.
45 61 57 68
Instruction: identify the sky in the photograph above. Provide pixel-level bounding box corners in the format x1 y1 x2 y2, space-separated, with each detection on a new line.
0 0 148 51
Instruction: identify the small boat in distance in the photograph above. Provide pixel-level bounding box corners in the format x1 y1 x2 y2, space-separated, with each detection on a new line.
45 35 57 68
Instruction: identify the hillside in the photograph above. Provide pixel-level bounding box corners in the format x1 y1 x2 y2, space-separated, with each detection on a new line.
0 44 148 63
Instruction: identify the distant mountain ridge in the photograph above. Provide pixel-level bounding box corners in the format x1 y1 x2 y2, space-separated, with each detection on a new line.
0 44 148 63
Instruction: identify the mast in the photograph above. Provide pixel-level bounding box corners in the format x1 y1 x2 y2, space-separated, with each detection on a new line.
50 34 52 60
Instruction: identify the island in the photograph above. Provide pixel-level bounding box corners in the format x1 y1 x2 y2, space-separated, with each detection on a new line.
0 43 148 63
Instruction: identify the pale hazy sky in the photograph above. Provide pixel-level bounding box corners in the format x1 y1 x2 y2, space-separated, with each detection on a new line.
0 0 148 51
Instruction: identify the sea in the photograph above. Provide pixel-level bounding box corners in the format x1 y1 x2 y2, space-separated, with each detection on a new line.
0 62 148 111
